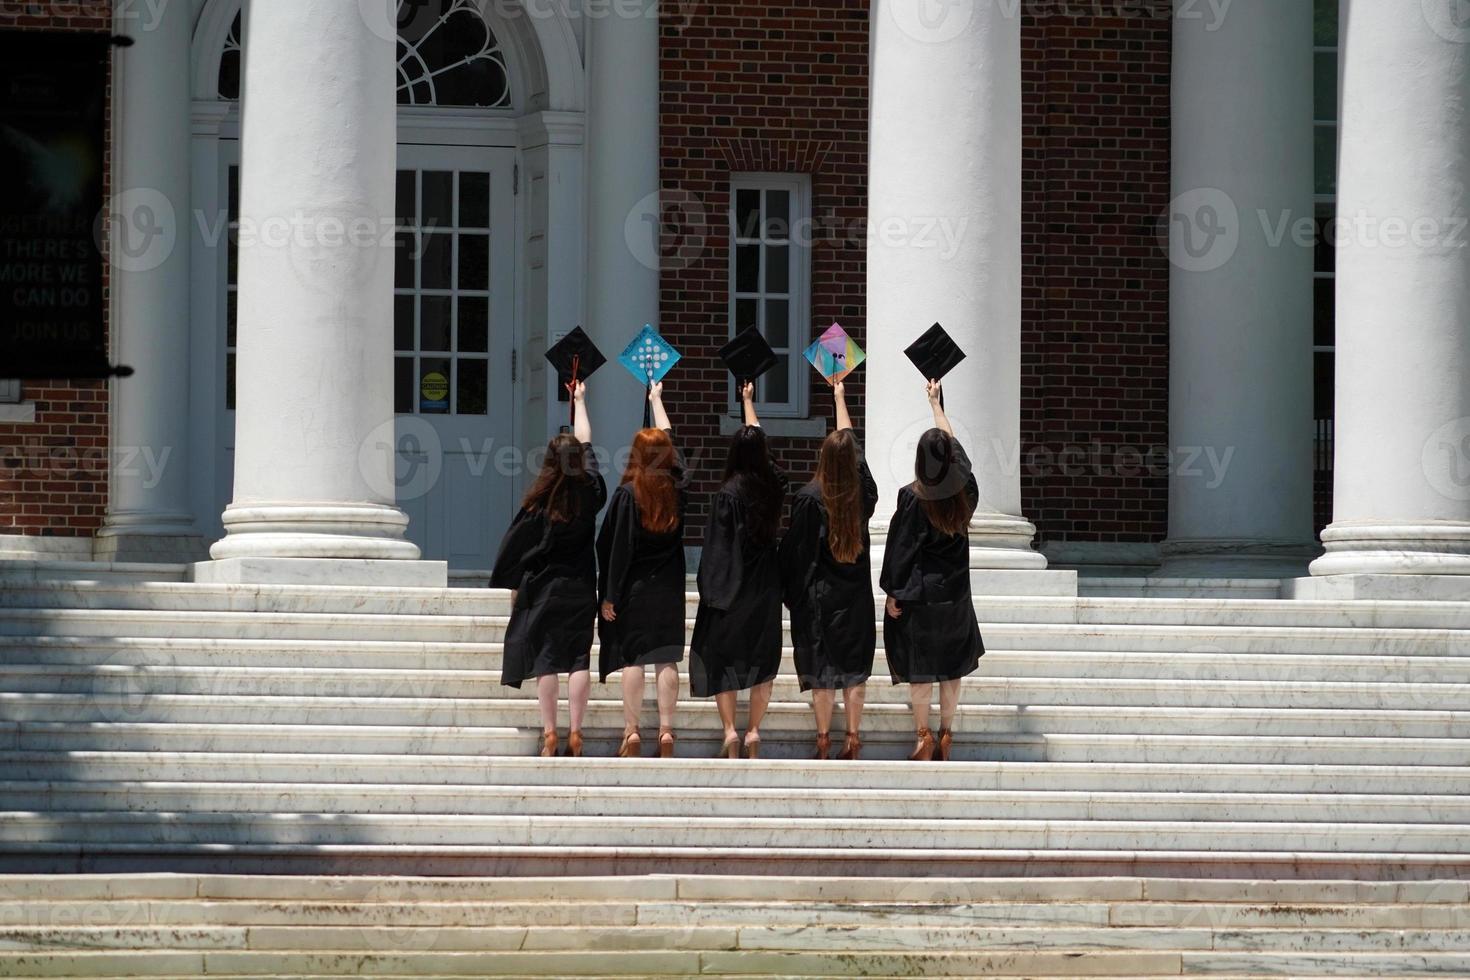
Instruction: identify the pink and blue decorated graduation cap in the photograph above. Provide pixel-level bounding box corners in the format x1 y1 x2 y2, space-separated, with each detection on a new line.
803 322 866 385
618 324 681 385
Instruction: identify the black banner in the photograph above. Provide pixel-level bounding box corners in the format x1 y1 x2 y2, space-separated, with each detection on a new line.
0 31 121 379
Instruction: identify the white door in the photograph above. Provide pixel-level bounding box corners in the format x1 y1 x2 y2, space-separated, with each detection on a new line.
392 145 517 572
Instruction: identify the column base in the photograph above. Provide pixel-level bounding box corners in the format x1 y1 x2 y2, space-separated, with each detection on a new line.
1286 573 1470 602
209 502 422 561
1156 538 1320 579
1309 521 1470 578
870 513 1076 596
192 557 448 588
95 513 208 564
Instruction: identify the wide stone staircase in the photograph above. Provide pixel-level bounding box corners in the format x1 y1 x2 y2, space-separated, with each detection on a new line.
2 561 1469 975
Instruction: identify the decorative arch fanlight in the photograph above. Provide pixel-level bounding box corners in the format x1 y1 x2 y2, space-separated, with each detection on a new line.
217 0 513 108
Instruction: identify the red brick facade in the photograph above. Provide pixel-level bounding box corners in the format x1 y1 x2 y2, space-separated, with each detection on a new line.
0 1 113 538
660 4 1175 547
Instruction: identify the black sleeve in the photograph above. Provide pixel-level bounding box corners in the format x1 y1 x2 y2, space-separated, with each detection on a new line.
878 489 927 602
696 490 744 611
583 442 608 511
778 491 821 610
954 441 979 511
859 460 880 522
490 508 547 590
597 487 638 609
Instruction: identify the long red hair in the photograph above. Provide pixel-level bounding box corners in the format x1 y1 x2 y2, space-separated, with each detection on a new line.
621 428 679 533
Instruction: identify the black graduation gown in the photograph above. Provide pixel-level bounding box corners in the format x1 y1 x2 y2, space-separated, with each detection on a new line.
778 445 880 692
688 467 788 697
878 454 984 685
489 447 607 688
595 438 688 682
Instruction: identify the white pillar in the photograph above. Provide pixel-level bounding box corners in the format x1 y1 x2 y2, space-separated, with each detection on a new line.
866 0 1064 593
1160 0 1316 578
200 0 438 586
1306 0 1470 589
95 0 204 563
583 1 660 466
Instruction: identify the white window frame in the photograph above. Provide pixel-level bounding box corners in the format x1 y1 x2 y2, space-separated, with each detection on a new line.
0 380 19 404
727 173 812 419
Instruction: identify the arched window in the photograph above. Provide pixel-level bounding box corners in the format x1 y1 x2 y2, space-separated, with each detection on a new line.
216 1 512 108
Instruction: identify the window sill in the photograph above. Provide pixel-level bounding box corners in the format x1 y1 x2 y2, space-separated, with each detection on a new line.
718 414 828 439
0 402 36 423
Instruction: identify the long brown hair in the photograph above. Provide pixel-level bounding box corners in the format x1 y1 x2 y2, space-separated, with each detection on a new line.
912 429 975 537
521 433 591 524
622 428 679 534
815 429 863 564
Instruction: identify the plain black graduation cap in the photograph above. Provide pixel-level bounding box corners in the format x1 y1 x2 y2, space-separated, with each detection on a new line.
545 326 607 388
718 326 779 384
904 322 967 382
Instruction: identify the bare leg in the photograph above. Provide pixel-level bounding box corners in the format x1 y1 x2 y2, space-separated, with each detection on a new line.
655 662 679 731
746 680 774 737
938 678 961 732
537 673 560 734
621 666 645 735
909 682 933 734
715 691 739 742
812 688 835 734
843 683 866 736
567 669 590 734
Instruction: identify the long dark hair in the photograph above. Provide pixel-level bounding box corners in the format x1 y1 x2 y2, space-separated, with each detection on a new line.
622 428 679 534
815 429 863 564
722 424 782 546
912 428 975 537
522 433 591 524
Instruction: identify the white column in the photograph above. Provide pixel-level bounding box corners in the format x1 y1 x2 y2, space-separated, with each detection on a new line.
95 0 204 563
583 1 660 466
201 0 437 586
1307 0 1470 587
866 0 1061 591
1159 0 1316 578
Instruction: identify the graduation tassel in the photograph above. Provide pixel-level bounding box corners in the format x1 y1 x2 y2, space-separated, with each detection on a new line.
567 353 580 428
643 378 653 429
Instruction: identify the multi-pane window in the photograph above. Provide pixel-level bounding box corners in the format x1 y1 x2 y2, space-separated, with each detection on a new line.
393 169 492 416
729 175 811 417
0 380 19 404
1313 0 1338 530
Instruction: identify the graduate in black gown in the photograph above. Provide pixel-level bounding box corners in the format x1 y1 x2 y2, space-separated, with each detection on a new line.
778 380 879 760
596 381 687 759
689 381 788 758
879 379 984 762
490 381 606 758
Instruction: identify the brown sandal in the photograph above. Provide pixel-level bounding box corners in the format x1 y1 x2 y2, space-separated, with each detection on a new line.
658 728 676 758
567 730 584 758
838 732 862 761
719 733 740 759
936 728 953 762
617 730 641 758
909 727 935 762
743 732 761 759
814 732 831 760
539 730 559 758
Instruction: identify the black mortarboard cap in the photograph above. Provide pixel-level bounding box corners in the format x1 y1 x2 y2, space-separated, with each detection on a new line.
545 326 607 387
904 322 967 382
718 326 779 383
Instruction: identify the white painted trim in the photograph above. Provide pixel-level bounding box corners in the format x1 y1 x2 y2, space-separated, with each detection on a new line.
0 379 20 403
718 414 827 439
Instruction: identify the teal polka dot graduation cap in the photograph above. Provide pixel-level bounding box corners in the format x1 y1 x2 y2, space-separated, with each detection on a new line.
618 324 682 385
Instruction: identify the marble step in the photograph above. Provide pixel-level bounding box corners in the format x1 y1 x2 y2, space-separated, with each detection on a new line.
7 753 1468 795
5 597 1470 639
13 781 1470 823
7 692 1469 741
7 721 1467 765
8 639 1468 683
8 663 1463 711
4 809 1470 852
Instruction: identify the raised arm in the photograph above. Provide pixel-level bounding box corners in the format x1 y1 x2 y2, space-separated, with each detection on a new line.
649 380 672 431
741 381 760 427
833 379 853 432
572 381 592 444
926 380 953 436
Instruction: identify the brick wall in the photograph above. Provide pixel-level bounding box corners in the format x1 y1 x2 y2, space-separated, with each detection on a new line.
0 1 113 538
659 2 871 538
1020 5 1173 548
660 4 1174 547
